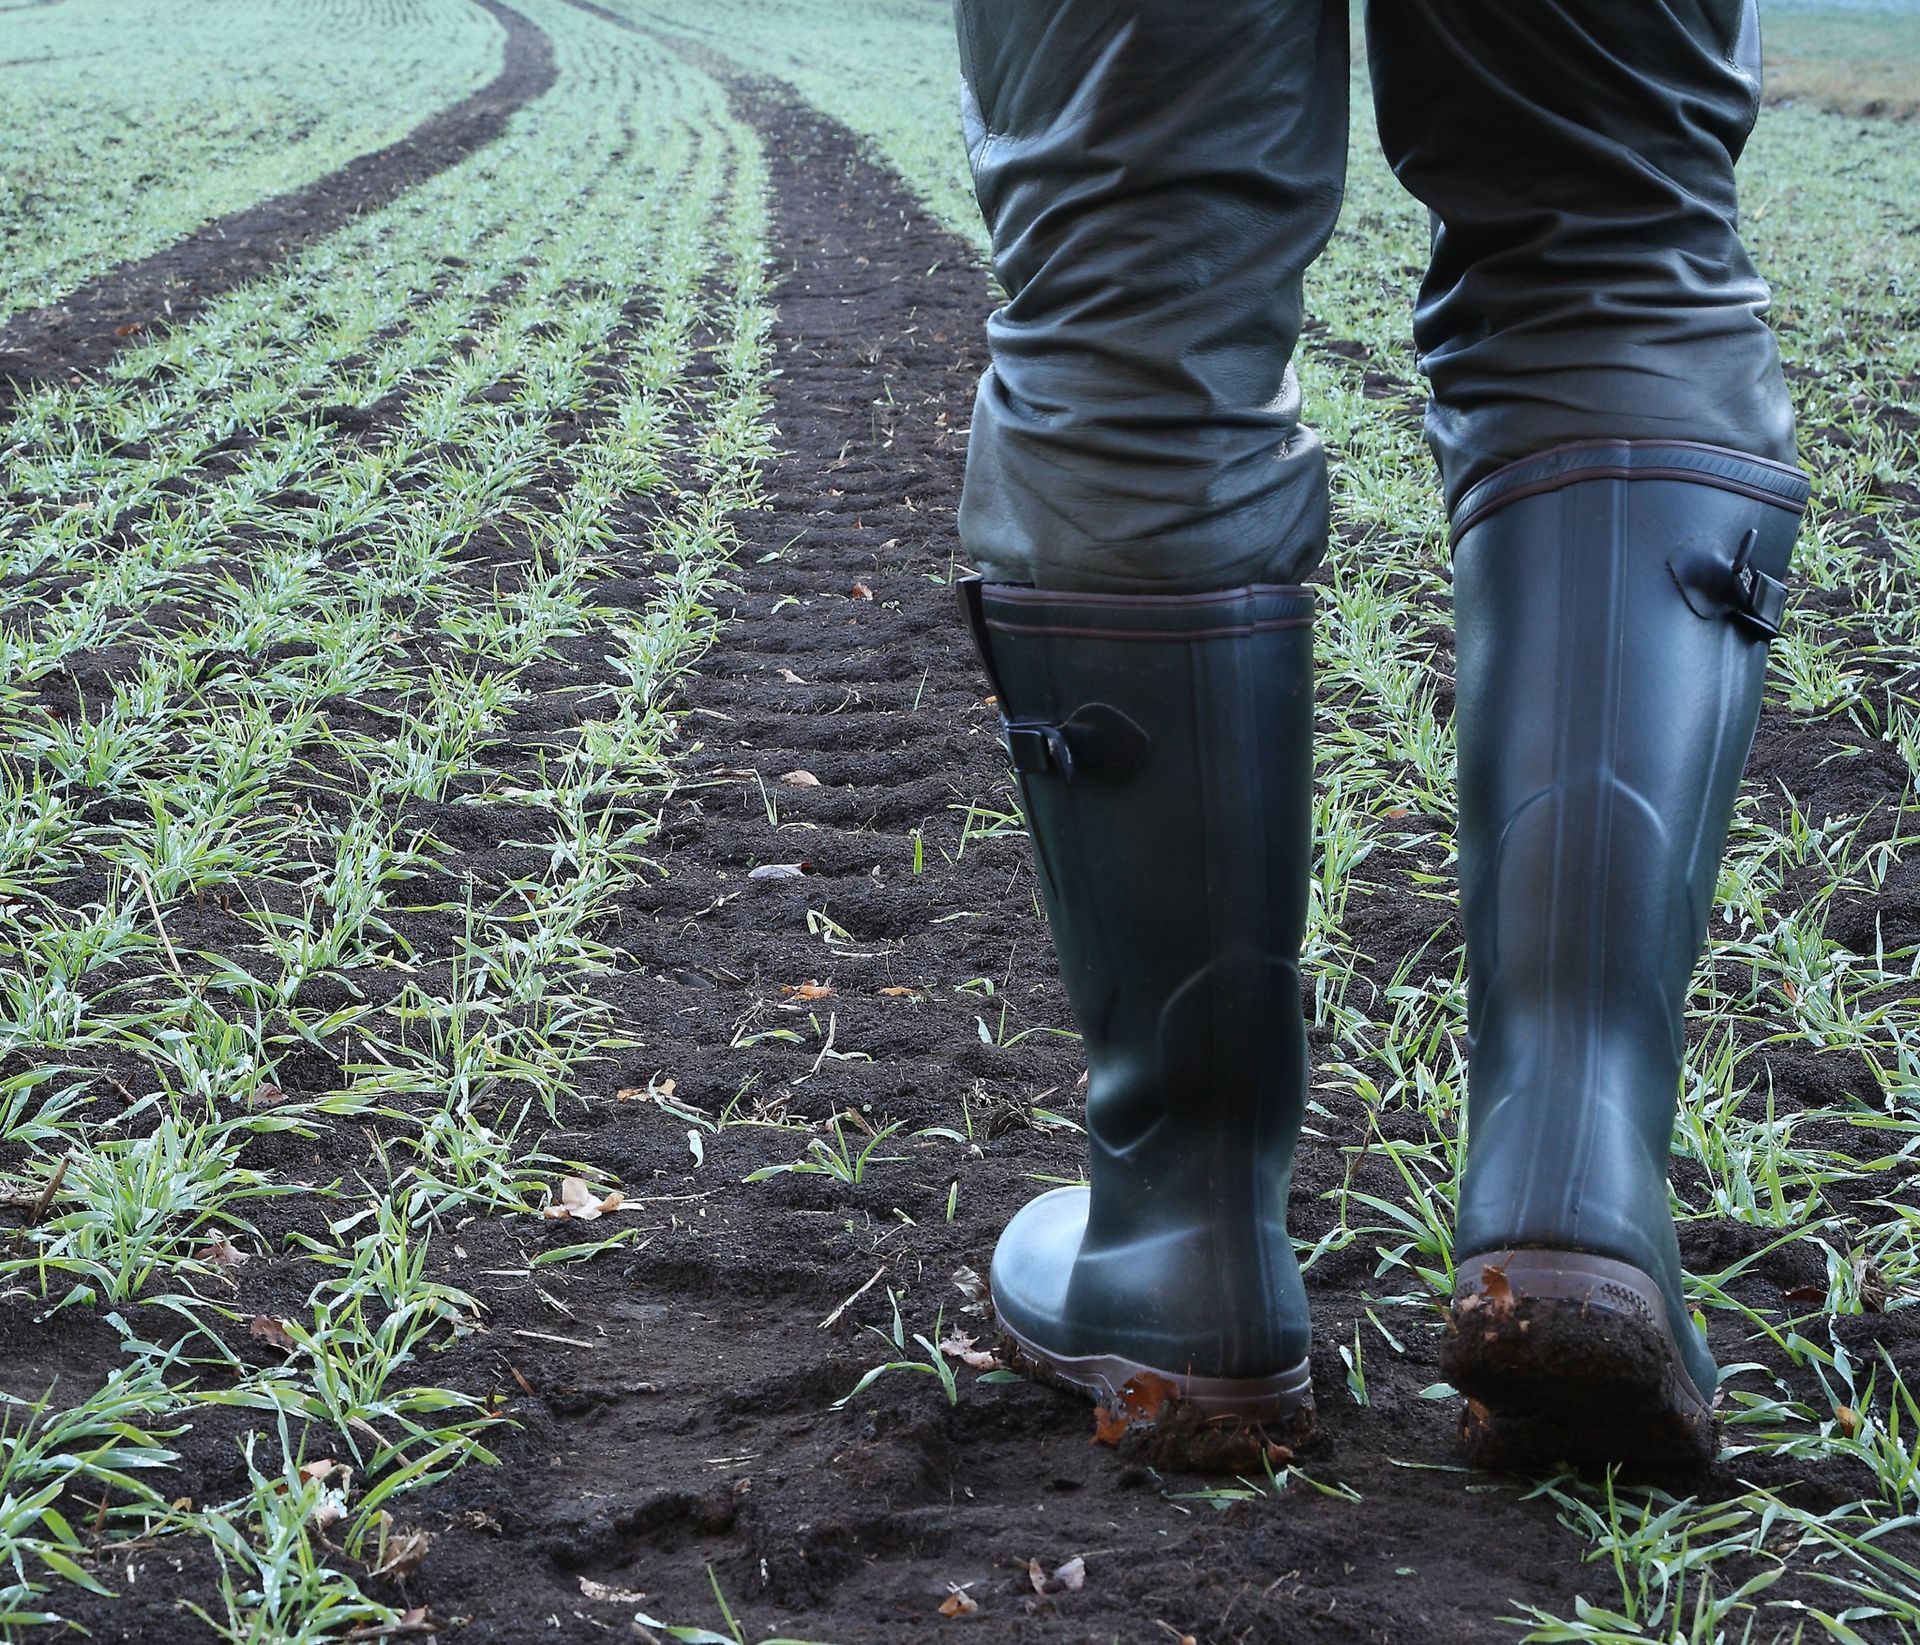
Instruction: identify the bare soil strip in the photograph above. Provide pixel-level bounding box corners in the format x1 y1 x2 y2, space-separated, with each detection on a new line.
0 0 555 402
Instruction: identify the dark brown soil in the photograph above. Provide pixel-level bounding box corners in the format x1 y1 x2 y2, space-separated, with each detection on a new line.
10 62 1918 1645
0 0 555 404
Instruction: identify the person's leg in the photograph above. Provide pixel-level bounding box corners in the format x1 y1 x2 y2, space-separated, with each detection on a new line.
1369 0 1792 509
955 0 1347 592
1367 0 1803 1465
951 0 1348 1431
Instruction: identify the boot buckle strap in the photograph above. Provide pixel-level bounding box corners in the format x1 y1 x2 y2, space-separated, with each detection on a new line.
1669 527 1789 641
1001 703 1150 783
1730 531 1787 640
1003 719 1075 780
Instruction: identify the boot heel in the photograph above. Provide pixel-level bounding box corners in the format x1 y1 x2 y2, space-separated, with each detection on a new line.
996 1314 1314 1427
1441 1249 1718 1471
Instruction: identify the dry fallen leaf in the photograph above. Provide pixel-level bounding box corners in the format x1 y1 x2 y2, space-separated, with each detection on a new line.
578 1576 649 1603
951 1265 989 1303
878 985 919 998
1023 1554 1088 1595
779 769 822 787
251 1082 292 1109
782 980 834 1001
1091 1404 1130 1448
543 1177 625 1221
938 1587 979 1618
369 1521 433 1581
297 1459 342 1486
850 581 874 601
206 1237 249 1273
248 1315 299 1353
616 1077 675 1102
1118 1372 1180 1422
1835 1404 1862 1437
938 1327 999 1371
1476 1262 1514 1313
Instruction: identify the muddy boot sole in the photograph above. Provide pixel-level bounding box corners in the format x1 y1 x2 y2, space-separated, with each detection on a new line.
1441 1249 1717 1473
996 1317 1314 1471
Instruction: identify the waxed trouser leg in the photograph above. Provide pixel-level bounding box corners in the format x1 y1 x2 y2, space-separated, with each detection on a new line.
1368 0 1796 507
952 0 1347 593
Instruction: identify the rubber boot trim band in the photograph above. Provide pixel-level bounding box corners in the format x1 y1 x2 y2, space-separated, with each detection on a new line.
985 615 1311 643
1452 439 1810 541
983 581 1316 608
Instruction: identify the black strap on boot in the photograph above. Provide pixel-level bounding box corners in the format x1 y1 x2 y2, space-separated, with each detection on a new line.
955 576 1151 782
1669 526 1789 640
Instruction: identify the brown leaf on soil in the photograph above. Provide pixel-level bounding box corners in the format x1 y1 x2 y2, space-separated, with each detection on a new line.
878 985 920 997
344 1606 434 1641
1023 1557 1085 1597
505 1361 536 1397
248 1315 298 1353
543 1177 625 1221
779 769 822 786
615 1076 675 1102
938 1587 979 1617
578 1576 648 1603
251 1082 292 1109
297 1459 342 1486
782 980 835 1001
850 581 875 601
951 1265 990 1303
114 322 144 338
1782 1282 1827 1304
369 1521 433 1581
206 1237 249 1272
1117 1371 1181 1422
937 1327 999 1371
1835 1404 1861 1437
1090 1403 1130 1448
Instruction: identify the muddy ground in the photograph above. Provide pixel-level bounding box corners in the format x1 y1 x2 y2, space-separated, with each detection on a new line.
5 50 1917 1645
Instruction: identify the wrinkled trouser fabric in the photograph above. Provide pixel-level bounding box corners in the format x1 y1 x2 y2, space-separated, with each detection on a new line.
954 0 1796 591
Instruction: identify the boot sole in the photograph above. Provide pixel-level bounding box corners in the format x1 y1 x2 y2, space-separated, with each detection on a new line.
996 1314 1314 1430
1441 1249 1717 1472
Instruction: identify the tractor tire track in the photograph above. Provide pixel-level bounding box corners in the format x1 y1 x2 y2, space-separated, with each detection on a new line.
0 0 555 404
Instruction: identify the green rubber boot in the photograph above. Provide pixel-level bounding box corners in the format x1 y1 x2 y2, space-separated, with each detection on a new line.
1441 441 1807 1469
957 576 1317 1435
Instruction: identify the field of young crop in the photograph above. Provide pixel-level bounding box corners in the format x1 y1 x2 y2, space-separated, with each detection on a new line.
0 1 1915 1641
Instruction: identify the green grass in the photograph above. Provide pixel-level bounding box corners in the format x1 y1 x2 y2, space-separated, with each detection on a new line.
0 0 777 1626
0 0 505 324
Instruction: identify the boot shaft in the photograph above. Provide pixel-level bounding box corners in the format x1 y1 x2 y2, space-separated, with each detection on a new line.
961 577 1317 1380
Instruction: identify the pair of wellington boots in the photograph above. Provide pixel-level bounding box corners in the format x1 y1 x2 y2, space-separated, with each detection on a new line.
962 443 1807 1468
